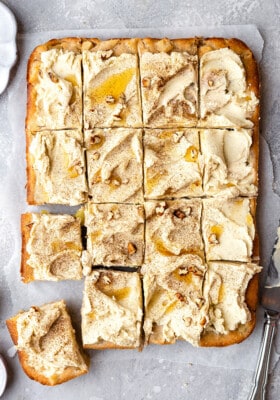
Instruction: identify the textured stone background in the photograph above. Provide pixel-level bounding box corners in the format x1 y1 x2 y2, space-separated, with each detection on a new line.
1 0 280 399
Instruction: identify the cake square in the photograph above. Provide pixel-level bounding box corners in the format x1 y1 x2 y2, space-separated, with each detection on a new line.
85 202 144 267
26 130 88 205
202 198 256 262
202 261 261 336
143 258 207 346
199 38 259 128
144 128 203 199
6 300 89 386
26 38 83 131
81 270 143 349
85 128 143 203
201 128 258 197
138 38 198 128
21 213 83 282
82 38 142 128
144 199 204 273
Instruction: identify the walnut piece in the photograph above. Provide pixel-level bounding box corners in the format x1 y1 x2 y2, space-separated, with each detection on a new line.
106 95 115 104
92 152 100 160
175 292 185 302
209 233 219 244
155 201 167 216
173 209 186 219
128 242 137 255
48 71 59 83
142 77 151 88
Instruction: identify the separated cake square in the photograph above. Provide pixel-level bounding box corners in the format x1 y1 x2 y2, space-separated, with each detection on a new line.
82 270 143 349
6 300 89 386
85 128 143 203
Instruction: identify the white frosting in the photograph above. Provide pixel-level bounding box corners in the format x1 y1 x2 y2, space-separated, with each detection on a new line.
143 260 207 346
83 50 142 128
204 262 261 333
201 128 257 197
35 49 82 129
29 130 88 205
82 271 143 347
140 51 198 127
144 129 203 198
200 48 258 127
202 198 255 262
86 128 143 202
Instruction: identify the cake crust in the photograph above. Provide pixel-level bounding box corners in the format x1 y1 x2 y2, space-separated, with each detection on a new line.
21 213 34 283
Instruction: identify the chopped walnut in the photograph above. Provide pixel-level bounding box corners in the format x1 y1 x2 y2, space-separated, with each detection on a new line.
178 267 188 275
103 275 111 284
209 233 219 244
185 207 192 216
104 179 111 184
82 41 94 50
173 131 184 143
173 209 186 219
175 292 185 302
101 50 113 60
122 178 129 184
106 95 115 104
183 317 192 326
112 179 120 186
128 242 137 255
188 266 203 277
48 71 59 83
91 135 101 144
200 316 207 326
92 152 100 160
142 77 151 88
208 80 214 87
195 298 205 309
155 206 165 216
155 201 167 216
107 211 114 221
